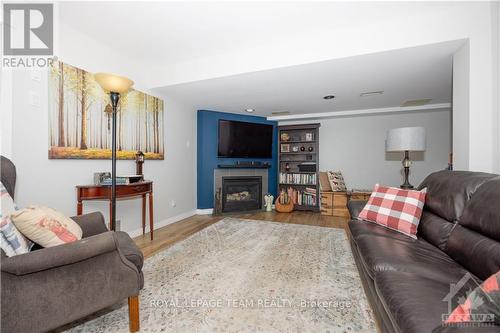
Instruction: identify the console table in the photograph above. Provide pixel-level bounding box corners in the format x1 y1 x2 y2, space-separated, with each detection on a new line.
76 181 154 240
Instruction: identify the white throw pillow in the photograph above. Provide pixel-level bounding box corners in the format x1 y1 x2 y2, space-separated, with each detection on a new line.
10 206 82 248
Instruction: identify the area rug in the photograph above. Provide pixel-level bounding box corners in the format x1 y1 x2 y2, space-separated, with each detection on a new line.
63 218 376 332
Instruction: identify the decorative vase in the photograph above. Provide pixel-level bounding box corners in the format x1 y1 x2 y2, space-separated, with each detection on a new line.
275 194 294 213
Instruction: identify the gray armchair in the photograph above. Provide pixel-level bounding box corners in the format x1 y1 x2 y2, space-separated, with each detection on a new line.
1 156 144 333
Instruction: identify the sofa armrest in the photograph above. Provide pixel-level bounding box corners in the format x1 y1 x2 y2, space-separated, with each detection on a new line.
347 200 367 219
1 231 118 276
71 211 108 237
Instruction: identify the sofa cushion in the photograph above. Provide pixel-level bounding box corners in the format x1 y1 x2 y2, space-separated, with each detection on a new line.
417 171 495 222
458 177 500 242
374 270 480 333
348 221 473 283
115 231 144 271
417 211 456 251
446 225 500 281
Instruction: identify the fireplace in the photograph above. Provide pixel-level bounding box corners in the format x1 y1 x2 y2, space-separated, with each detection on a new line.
222 176 262 212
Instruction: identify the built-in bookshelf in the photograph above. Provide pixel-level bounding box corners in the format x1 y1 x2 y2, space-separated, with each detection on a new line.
277 123 320 211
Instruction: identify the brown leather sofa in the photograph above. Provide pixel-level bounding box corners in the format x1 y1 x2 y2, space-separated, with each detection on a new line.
0 156 144 332
348 170 500 333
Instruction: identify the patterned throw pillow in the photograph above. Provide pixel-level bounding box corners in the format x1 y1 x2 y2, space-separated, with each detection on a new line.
0 181 33 256
446 271 500 325
358 184 427 239
1 181 16 216
10 206 82 248
1 216 33 256
327 171 347 191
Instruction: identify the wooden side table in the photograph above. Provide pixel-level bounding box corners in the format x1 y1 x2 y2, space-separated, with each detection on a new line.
76 181 154 240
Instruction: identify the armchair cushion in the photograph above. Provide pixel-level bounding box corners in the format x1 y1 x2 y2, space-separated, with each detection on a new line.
1 231 117 275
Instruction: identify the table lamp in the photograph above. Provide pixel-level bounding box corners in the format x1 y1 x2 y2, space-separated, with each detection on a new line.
386 127 426 189
94 73 134 231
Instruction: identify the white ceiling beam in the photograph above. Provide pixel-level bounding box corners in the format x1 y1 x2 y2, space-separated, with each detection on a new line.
266 103 451 121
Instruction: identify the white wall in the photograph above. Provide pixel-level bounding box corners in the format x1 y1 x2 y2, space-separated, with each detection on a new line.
492 1 500 173
9 69 197 235
6 18 197 236
452 42 470 171
0 70 13 159
280 110 451 189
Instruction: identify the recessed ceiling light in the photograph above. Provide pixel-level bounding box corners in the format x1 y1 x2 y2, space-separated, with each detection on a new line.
323 95 335 100
245 108 255 113
360 91 384 97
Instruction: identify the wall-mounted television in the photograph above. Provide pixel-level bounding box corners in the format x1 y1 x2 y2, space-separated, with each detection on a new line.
218 119 273 158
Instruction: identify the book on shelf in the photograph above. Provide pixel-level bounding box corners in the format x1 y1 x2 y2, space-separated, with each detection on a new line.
279 186 317 206
279 172 317 185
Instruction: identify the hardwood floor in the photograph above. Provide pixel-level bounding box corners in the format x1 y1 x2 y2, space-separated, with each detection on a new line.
134 211 348 258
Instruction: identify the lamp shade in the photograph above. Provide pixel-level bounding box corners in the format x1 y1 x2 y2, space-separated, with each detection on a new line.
386 127 426 152
94 73 134 93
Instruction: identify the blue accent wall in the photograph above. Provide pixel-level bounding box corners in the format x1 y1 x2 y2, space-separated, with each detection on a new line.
197 110 278 209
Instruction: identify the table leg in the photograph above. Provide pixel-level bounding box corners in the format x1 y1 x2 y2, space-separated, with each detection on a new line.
148 192 154 240
109 200 113 231
77 200 83 215
142 194 146 236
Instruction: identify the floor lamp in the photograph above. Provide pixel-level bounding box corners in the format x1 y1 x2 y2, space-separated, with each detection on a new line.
386 127 426 189
94 73 134 231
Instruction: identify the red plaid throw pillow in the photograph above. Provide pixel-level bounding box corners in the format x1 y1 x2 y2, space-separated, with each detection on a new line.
445 270 500 325
358 184 427 238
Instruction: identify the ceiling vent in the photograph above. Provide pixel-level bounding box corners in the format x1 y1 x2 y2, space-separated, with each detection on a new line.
271 111 290 116
401 99 432 107
360 91 384 97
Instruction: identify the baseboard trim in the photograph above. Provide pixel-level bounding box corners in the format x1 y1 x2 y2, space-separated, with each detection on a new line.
126 210 197 238
196 208 213 215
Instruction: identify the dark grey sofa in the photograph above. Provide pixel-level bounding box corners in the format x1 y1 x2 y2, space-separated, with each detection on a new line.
1 156 144 333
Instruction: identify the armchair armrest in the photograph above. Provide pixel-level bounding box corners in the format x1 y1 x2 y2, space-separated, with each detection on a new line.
71 211 108 237
1 231 117 276
347 200 368 219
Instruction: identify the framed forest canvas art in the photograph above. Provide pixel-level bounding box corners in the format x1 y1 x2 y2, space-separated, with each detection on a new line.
48 61 164 159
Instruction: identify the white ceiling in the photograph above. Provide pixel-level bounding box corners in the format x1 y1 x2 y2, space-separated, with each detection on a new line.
154 40 462 116
58 2 463 117
59 2 450 68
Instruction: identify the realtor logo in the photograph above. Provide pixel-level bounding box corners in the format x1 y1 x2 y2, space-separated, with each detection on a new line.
441 273 495 327
3 3 53 56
